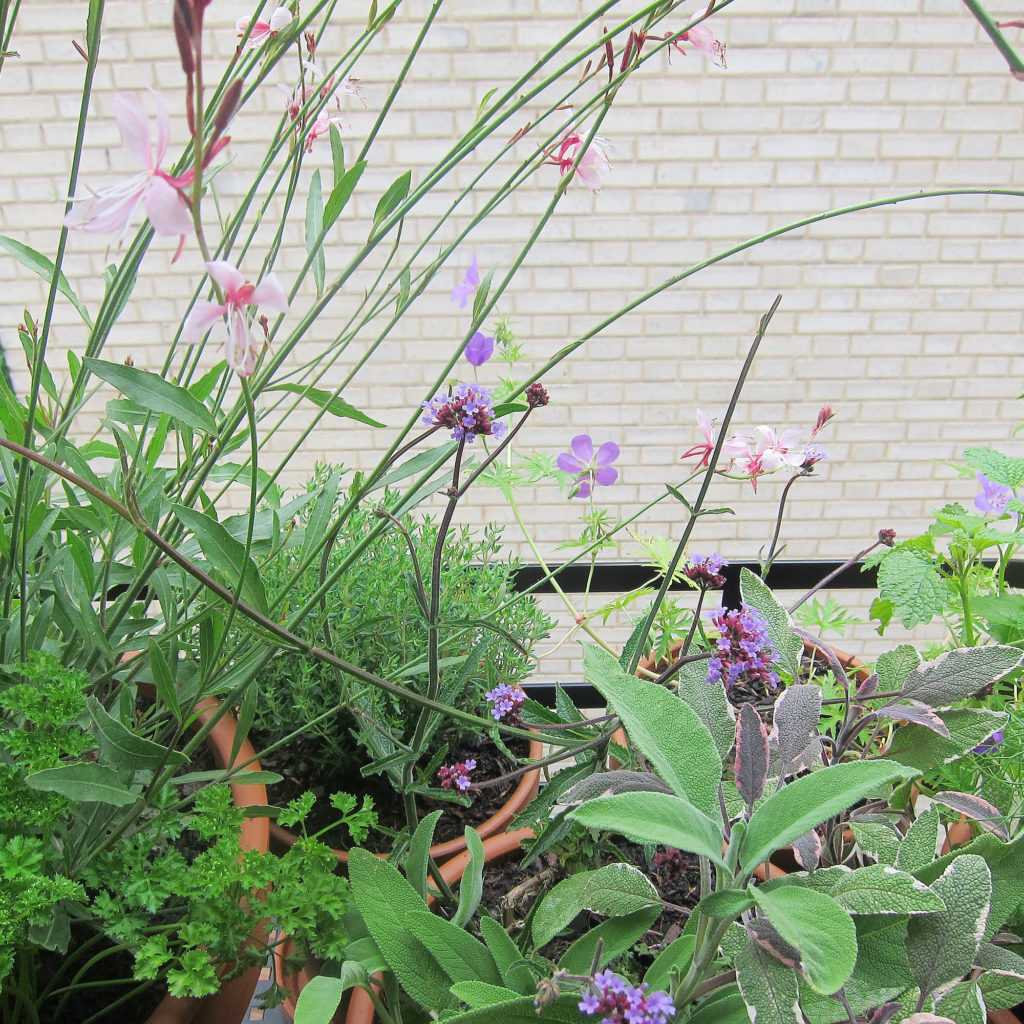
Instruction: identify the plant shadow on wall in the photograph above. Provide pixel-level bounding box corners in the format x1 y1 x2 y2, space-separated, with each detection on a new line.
0 0 1023 1022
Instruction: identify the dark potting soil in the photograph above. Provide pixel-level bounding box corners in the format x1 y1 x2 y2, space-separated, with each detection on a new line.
34 927 165 1024
480 837 702 965
258 730 528 851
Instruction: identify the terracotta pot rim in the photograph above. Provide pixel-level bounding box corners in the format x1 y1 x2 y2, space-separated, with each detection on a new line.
274 827 535 1023
146 695 270 1024
270 736 545 864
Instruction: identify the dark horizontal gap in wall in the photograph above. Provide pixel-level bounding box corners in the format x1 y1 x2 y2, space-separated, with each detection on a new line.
518 558 1024 708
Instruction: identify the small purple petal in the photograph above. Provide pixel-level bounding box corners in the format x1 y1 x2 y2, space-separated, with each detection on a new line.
575 479 592 499
594 441 620 466
594 465 618 486
570 434 594 462
557 452 586 474
465 331 494 367
465 255 479 288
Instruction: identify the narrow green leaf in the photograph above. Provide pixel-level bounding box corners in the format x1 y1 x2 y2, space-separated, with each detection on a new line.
85 358 216 434
294 965 368 1024
265 383 385 427
643 934 695 991
305 170 326 296
148 640 180 723
451 982 522 1008
87 696 187 770
478 918 533 995
171 770 282 785
26 763 138 806
324 160 366 228
172 504 268 612
0 235 91 326
751 885 857 995
453 827 484 928
372 169 411 228
329 124 345 180
741 760 919 871
406 809 442 900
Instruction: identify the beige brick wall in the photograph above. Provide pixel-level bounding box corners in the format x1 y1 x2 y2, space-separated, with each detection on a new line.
1 0 1021 671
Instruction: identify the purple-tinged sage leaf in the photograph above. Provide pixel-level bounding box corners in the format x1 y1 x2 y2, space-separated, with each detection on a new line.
746 918 802 970
898 646 1023 708
792 830 822 871
735 703 769 812
769 684 822 779
868 1002 902 1024
857 673 880 699
932 791 1009 842
873 701 951 739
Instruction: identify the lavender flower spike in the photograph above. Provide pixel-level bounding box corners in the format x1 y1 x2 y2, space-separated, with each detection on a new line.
707 605 779 692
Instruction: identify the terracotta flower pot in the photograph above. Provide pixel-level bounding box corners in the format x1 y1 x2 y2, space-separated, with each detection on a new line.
274 827 536 1023
269 736 545 865
146 696 271 1024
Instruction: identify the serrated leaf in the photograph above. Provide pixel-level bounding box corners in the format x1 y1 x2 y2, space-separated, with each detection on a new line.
569 791 728 870
584 644 721 814
831 865 945 916
735 939 803 1024
86 358 216 434
265 383 385 427
735 703 769 811
742 760 919 871
907 855 991 1001
740 568 802 679
87 696 187 771
932 791 1009 842
898 646 1022 708
885 709 1008 772
877 550 949 629
751 886 857 994
964 447 1024 488
26 763 138 806
893 807 939 875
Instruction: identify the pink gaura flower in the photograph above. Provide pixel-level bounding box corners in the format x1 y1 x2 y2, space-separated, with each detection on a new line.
811 404 835 437
549 130 612 192
184 261 289 377
237 6 292 47
672 23 727 68
305 108 347 151
679 409 717 468
725 426 803 491
65 93 216 254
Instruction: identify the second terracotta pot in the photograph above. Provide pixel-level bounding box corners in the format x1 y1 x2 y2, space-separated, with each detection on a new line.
269 736 545 865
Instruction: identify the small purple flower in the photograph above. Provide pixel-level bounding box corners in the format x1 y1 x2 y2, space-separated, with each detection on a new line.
557 434 620 499
451 255 480 309
485 683 526 722
707 605 779 692
973 729 1005 755
974 472 1012 515
437 759 476 792
578 970 675 1024
684 553 727 590
800 444 828 471
465 330 495 367
421 383 507 443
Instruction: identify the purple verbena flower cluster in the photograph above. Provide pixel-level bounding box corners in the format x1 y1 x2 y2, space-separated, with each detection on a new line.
578 970 675 1024
706 605 779 691
437 759 476 792
484 683 526 722
684 553 727 589
421 384 507 443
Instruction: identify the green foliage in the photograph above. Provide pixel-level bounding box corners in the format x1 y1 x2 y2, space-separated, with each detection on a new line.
246 476 551 776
